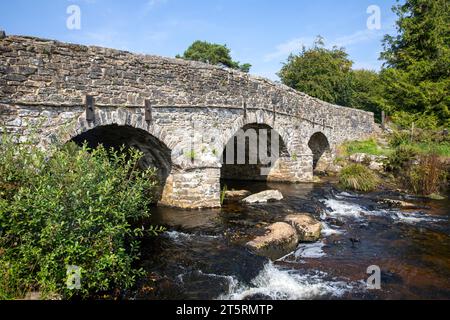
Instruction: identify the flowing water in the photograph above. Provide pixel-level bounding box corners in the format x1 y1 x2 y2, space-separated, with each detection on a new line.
131 180 450 300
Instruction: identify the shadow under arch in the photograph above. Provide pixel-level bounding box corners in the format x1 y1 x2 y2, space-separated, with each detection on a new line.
307 132 331 172
70 124 172 203
220 123 289 182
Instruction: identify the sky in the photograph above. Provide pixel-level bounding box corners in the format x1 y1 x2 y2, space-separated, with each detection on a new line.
0 0 399 81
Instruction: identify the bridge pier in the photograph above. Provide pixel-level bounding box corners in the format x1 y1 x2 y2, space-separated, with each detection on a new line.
160 168 221 209
267 155 314 182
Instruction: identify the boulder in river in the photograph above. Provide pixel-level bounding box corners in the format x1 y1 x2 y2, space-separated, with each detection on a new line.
224 190 251 202
284 214 322 242
246 222 298 260
242 190 283 204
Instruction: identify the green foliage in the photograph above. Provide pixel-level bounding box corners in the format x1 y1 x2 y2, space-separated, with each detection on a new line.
278 37 354 106
384 145 418 173
343 139 389 156
388 130 412 148
277 37 384 119
388 128 450 157
339 164 379 192
220 185 228 205
411 141 450 157
177 40 251 73
0 136 163 299
390 111 440 130
349 70 384 122
380 0 450 126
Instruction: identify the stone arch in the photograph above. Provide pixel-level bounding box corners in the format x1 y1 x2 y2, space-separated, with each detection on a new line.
56 108 174 203
219 112 293 157
69 124 172 203
307 131 332 172
220 122 290 182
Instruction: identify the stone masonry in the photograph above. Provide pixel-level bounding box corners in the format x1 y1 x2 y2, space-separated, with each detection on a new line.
0 35 376 209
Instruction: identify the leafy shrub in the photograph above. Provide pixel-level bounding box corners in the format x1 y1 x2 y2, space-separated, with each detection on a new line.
339 164 379 192
388 130 411 148
391 111 440 130
403 153 448 196
0 137 163 299
384 145 418 173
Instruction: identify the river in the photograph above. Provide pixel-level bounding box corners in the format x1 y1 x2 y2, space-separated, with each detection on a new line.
130 179 450 300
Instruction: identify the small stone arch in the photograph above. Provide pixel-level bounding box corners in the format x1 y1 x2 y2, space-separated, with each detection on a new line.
307 131 332 172
219 112 293 157
220 122 290 182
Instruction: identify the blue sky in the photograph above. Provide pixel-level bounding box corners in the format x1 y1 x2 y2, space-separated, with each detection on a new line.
0 0 399 80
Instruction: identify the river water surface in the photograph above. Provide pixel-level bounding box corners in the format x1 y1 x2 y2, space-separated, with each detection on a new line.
132 180 450 300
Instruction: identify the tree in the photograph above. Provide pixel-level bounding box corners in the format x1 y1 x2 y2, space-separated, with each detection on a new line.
380 0 450 127
349 69 383 122
278 37 354 106
176 40 251 73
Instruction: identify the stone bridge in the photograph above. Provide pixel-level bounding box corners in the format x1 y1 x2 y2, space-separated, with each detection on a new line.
0 35 375 208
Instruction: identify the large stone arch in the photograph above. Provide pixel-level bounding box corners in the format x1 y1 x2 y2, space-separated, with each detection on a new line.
50 108 175 203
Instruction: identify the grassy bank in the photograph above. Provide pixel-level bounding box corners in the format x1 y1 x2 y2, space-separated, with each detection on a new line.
337 129 449 196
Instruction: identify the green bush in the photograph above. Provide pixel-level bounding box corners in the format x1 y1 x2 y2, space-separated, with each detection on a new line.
0 137 163 299
339 164 379 192
388 130 411 148
384 145 418 173
390 111 440 130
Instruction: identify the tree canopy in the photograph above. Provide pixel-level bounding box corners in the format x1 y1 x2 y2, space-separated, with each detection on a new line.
277 0 449 128
379 0 449 127
278 37 382 120
176 40 251 73
278 37 353 107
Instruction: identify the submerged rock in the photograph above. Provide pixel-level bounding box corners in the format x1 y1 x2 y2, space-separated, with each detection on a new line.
242 190 283 204
380 199 425 210
284 214 322 242
246 222 298 260
224 190 251 202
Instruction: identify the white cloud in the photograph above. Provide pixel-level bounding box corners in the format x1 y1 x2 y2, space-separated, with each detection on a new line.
331 29 382 48
263 37 315 62
264 28 384 63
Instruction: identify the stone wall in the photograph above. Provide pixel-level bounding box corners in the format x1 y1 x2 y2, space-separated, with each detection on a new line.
0 35 376 208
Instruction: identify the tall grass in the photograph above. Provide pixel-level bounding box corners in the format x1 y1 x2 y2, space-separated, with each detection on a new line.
343 139 390 156
404 153 447 196
339 164 379 192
